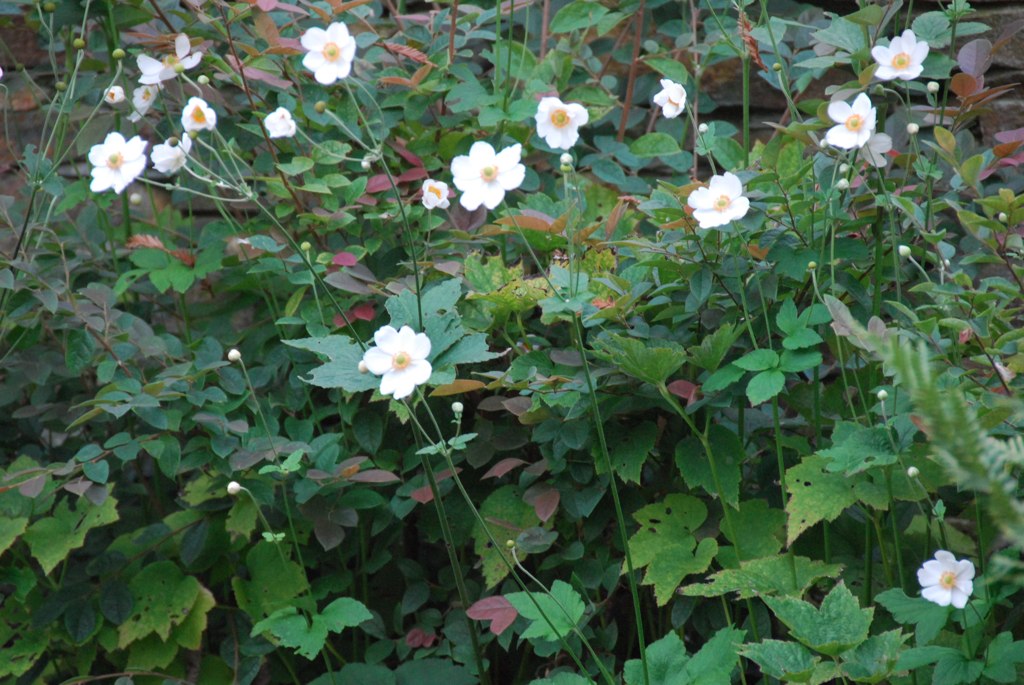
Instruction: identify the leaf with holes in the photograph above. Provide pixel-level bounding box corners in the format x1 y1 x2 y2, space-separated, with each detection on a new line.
474 485 542 587
764 582 872 656
680 554 842 599
117 561 202 648
785 456 887 545
628 494 718 606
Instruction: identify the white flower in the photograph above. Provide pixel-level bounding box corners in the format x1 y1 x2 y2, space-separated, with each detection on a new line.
918 550 974 609
534 96 589 150
264 107 297 138
451 141 525 211
181 96 217 132
103 86 125 105
0 66 4 80
421 179 450 210
128 84 160 122
138 33 202 85
88 132 148 194
859 132 893 167
872 30 929 82
301 22 357 85
361 325 432 400
825 93 877 149
653 79 687 119
686 171 750 229
150 135 192 174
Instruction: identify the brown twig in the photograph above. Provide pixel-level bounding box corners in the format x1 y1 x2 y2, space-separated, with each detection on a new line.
448 0 459 67
540 0 550 59
616 0 644 142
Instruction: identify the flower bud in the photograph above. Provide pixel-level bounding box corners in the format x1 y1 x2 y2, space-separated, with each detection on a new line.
314 100 327 113
998 212 1009 223
168 136 180 147
560 163 572 173
197 74 210 85
360 158 372 170
55 81 67 91
927 81 940 94
876 389 888 402
228 348 242 363
111 48 125 60
300 241 312 252
73 38 85 50
906 466 920 478
129 192 142 206
772 62 782 72
698 123 709 134
358 360 369 373
836 178 849 191
227 481 242 495
505 539 516 549
818 138 828 149
906 123 920 135
559 152 573 166
838 163 849 174
898 245 911 258
174 62 185 73
42 1 55 11
452 401 464 415
807 261 817 270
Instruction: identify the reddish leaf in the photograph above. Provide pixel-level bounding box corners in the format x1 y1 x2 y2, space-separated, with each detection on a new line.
410 468 461 504
667 379 700 406
256 0 278 10
482 458 528 480
466 596 518 635
333 251 358 267
950 73 980 99
523 483 559 523
348 469 400 484
957 38 992 78
365 175 391 193
405 627 437 648
383 42 436 66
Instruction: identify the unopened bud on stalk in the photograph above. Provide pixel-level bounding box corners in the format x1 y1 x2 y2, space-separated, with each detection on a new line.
772 62 782 72
505 539 515 549
559 153 573 166
998 212 1009 223
452 401 464 415
73 38 85 50
907 466 920 478
906 123 920 135
112 48 125 60
836 178 849 191
358 360 369 374
927 81 940 94
300 241 312 252
876 389 888 402
174 62 185 74
55 81 67 91
129 192 142 206
314 101 327 113
227 481 242 495
228 349 242 363
838 163 849 174
818 138 828 149
898 245 911 258
807 261 817 270
197 74 210 85
360 158 372 170
698 123 709 134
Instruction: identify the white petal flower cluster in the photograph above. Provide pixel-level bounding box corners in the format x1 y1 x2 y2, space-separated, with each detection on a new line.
151 135 192 175
451 141 526 211
88 132 148 194
301 22 357 85
825 93 877 150
421 179 450 210
265 107 297 139
687 172 750 229
361 325 433 400
534 96 589 150
917 550 975 609
872 29 929 82
137 34 202 85
653 79 687 119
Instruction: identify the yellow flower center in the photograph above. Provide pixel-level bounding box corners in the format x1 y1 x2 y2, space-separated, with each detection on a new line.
549 108 571 128
891 52 911 70
162 55 180 67
480 165 498 182
939 570 957 590
324 42 341 61
427 184 443 199
845 114 864 132
714 194 732 212
107 152 124 169
190 107 207 124
392 351 411 370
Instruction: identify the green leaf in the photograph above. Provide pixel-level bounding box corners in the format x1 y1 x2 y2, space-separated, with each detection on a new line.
117 561 202 648
474 485 541 587
746 369 786 405
550 0 610 33
702 363 744 393
764 582 873 657
23 495 119 574
628 494 718 605
592 333 687 386
721 499 785 560
630 133 681 158
64 600 98 645
320 597 372 632
623 628 745 685
784 456 887 545
741 640 819 682
776 299 801 335
983 631 1024 683
0 517 28 557
100 582 134 625
624 631 688 685
232 542 310 620
735 348 779 372
783 328 824 350
689 323 739 372
685 627 746 684
874 588 949 646
277 156 315 176
681 554 842 599
530 674 595 685
252 607 328 660
778 349 822 373
506 580 585 642
285 335 380 393
676 425 743 509
819 423 898 475
394 659 477 685
603 421 657 484
841 630 908 684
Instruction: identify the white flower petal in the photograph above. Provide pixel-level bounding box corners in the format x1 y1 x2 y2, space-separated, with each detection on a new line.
921 585 952 606
301 27 328 51
362 347 393 376
373 325 400 353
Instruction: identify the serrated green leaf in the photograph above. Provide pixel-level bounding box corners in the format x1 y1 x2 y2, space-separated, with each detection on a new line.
117 561 202 648
721 499 785 560
702 363 744 393
320 597 372 632
874 588 950 646
676 425 742 509
285 335 380 393
23 494 119 575
592 333 687 386
628 494 718 605
550 0 610 33
474 485 541 587
680 554 842 599
252 607 328 660
842 630 908 684
783 328 824 350
982 631 1024 683
506 580 585 642
785 456 887 545
735 349 779 372
741 640 819 682
819 423 898 475
764 582 872 656
689 323 739 372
